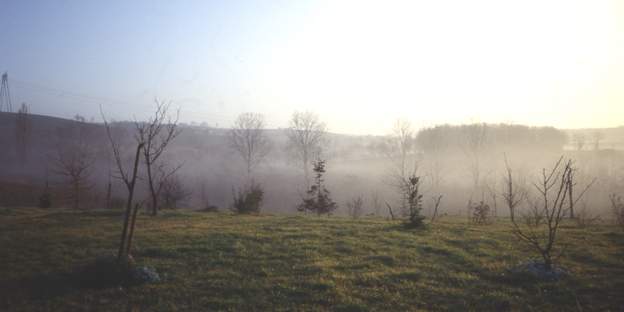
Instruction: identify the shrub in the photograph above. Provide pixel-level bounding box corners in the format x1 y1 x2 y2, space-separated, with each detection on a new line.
405 175 425 227
298 159 337 215
470 200 491 225
610 194 624 229
38 192 51 208
198 203 219 213
231 181 264 214
575 202 600 228
346 196 364 219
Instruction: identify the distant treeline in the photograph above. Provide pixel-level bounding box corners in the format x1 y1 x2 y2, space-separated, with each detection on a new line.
415 123 567 153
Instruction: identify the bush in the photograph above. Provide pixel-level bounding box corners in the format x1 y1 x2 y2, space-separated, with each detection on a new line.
575 202 600 228
298 160 337 215
470 200 491 225
231 181 264 214
610 194 624 229
346 196 364 219
38 192 51 208
198 203 219 213
405 175 425 228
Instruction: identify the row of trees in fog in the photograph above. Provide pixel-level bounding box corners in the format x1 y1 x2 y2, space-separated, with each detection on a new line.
5 102 622 224
4 103 624 272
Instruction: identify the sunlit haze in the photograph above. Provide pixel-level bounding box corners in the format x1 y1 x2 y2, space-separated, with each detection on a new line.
2 0 623 134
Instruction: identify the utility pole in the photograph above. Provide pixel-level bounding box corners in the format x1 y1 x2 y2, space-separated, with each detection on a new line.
0 72 13 112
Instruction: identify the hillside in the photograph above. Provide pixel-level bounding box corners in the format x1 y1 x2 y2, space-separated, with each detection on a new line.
1 208 623 311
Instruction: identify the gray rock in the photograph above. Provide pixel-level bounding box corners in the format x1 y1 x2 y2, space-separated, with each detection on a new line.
511 260 568 281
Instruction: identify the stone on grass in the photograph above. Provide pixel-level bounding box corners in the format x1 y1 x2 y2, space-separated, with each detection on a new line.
511 259 568 281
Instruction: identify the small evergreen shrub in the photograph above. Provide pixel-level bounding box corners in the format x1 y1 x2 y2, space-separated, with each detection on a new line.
405 175 425 227
298 159 337 215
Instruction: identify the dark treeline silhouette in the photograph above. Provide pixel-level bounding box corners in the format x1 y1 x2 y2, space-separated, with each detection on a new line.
416 123 567 153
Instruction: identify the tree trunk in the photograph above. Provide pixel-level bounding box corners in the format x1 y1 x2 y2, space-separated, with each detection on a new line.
105 181 111 209
117 143 143 262
146 158 159 216
125 203 140 256
568 180 575 219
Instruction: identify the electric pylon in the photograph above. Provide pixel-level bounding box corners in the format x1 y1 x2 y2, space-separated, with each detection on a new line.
0 72 13 112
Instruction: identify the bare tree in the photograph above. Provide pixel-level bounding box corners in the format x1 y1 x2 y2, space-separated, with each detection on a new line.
609 194 624 229
370 191 382 216
52 120 94 209
228 112 271 179
102 112 144 263
136 100 181 216
592 131 604 151
502 155 526 222
430 195 443 222
346 196 364 219
160 173 191 209
509 157 592 271
385 119 418 216
286 111 326 188
565 163 596 219
462 123 488 193
572 133 586 151
15 103 31 165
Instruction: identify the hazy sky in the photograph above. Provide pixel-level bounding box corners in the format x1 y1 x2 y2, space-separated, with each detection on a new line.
1 0 623 134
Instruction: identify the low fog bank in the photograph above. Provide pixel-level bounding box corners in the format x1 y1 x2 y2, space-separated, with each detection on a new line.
1 112 623 219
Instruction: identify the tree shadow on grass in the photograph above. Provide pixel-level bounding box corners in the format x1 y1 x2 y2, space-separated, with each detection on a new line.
0 271 76 307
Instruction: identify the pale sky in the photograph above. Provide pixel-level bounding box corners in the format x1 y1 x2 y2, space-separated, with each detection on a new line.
1 0 623 134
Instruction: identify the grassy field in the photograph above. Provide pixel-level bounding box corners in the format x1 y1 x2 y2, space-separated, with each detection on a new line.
1 208 623 311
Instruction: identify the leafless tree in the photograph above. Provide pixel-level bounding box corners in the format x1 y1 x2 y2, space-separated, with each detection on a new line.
385 202 396 220
228 112 271 179
370 191 381 216
565 163 596 219
430 195 443 222
102 111 144 263
286 111 326 188
52 120 94 209
15 103 31 166
485 180 498 218
160 173 191 209
609 194 624 229
461 123 488 193
346 196 364 219
385 119 418 216
510 157 592 270
592 131 604 151
502 155 526 222
136 100 181 216
572 133 586 151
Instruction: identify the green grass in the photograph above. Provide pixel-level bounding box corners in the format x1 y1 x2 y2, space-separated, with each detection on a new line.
1 208 623 311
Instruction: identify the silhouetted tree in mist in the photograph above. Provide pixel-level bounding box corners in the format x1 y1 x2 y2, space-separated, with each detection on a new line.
508 157 593 271
52 119 94 209
228 112 271 179
298 159 337 215
385 119 418 216
15 102 31 166
286 111 326 188
136 100 181 216
102 111 145 263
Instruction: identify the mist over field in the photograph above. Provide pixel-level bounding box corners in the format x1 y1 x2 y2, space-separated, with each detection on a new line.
1 111 623 217
2 0 624 310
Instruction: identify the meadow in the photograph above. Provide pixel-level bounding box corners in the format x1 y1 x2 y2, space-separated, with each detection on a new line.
1 208 623 311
